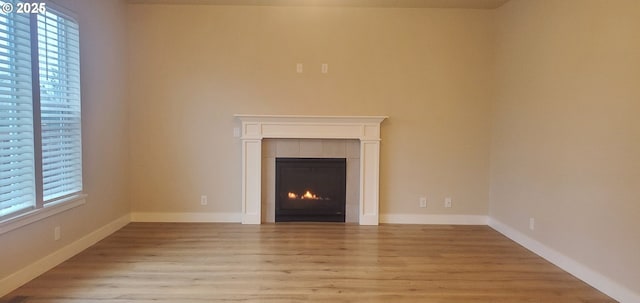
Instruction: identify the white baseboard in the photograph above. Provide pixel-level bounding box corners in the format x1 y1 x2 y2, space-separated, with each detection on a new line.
0 214 130 297
240 213 260 224
131 212 241 223
489 218 639 303
380 214 488 225
359 214 379 225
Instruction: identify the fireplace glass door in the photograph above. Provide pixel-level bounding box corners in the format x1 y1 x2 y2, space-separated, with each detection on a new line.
275 158 346 222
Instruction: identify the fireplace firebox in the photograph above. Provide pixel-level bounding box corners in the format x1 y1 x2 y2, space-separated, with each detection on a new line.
275 158 346 222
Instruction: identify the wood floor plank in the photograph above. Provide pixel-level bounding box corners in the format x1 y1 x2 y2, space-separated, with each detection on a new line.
3 223 616 302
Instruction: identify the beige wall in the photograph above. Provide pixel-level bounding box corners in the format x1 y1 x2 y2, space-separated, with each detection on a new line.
0 0 130 280
127 5 494 217
491 0 640 295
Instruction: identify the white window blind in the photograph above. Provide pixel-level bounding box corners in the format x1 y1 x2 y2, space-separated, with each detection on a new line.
0 9 35 217
38 10 82 202
0 2 82 223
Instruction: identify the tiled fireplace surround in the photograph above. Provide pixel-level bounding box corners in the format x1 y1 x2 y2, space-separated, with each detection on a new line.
262 139 360 223
236 115 387 225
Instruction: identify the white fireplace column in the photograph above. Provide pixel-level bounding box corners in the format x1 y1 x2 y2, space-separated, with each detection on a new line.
235 115 387 225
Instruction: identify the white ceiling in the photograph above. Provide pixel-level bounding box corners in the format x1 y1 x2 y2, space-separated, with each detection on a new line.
128 0 510 9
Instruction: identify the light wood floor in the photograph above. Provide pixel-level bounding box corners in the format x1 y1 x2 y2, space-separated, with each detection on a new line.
3 223 615 303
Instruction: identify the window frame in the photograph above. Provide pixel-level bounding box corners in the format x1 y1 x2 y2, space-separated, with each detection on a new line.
0 2 85 235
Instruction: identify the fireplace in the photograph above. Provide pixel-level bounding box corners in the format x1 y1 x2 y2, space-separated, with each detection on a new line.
275 158 346 222
235 115 387 225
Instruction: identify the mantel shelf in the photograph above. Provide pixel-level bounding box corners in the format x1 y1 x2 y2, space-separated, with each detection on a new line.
234 114 388 124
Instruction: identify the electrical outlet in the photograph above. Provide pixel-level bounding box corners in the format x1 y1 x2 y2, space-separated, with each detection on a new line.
445 197 452 208
419 197 427 208
54 226 60 241
200 195 208 206
529 217 535 231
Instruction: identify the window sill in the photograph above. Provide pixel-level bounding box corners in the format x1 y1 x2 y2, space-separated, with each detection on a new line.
0 194 87 235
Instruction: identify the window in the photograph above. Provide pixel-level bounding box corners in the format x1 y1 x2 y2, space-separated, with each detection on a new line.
0 1 82 226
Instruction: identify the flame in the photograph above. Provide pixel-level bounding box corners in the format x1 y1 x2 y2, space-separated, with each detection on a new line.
302 190 317 199
288 190 323 200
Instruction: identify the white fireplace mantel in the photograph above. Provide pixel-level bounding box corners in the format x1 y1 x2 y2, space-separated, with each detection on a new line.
235 114 387 225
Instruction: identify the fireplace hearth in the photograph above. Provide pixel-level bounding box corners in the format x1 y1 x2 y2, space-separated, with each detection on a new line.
275 158 346 222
